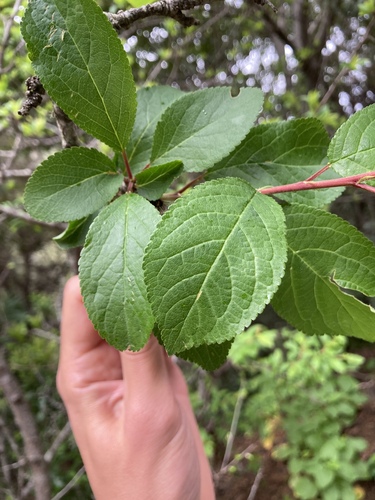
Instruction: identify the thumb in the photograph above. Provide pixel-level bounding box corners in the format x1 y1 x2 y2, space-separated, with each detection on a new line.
120 335 174 406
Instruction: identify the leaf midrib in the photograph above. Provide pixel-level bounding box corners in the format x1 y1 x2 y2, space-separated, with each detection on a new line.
331 145 375 164
290 247 375 295
36 170 120 200
288 253 375 338
47 1 123 150
128 107 160 164
170 192 256 350
153 96 248 164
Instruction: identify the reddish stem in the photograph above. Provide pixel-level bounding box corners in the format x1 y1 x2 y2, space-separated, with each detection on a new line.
258 171 375 196
356 183 375 194
122 150 133 180
305 164 331 181
163 173 205 200
122 150 135 193
179 173 205 194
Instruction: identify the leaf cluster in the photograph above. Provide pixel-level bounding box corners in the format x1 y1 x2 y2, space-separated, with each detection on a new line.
229 329 371 500
21 0 375 369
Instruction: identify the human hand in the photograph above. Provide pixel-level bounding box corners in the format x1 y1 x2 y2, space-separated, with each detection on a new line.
57 276 215 500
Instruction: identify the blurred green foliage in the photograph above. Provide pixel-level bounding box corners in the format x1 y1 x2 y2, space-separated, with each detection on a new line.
188 327 374 499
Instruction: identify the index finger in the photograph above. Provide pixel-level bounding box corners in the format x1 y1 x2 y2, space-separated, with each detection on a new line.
60 275 102 357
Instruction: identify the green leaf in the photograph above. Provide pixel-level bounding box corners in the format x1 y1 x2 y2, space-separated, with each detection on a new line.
208 118 343 207
79 194 161 351
328 104 375 176
150 87 264 172
53 212 98 249
290 475 318 500
228 325 277 365
153 323 232 370
135 161 183 200
144 177 287 354
176 340 233 371
24 148 122 222
358 0 375 16
127 86 183 174
22 0 136 151
272 204 375 342
309 463 334 489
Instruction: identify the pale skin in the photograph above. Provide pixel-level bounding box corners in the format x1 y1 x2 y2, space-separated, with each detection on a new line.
57 276 215 500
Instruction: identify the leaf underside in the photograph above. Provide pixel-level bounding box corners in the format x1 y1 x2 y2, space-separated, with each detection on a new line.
208 118 343 207
176 340 233 371
153 323 232 370
272 204 375 342
53 212 98 249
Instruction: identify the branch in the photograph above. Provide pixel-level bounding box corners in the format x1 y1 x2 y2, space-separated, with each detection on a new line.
221 381 247 469
258 170 375 196
263 10 296 53
0 416 20 495
215 443 257 477
0 134 22 175
122 150 133 181
53 104 80 148
23 136 62 148
247 466 264 500
292 0 307 50
1 168 34 178
0 39 25 75
0 0 23 72
318 15 375 109
0 348 51 500
161 167 375 203
106 0 206 30
2 457 27 471
0 204 66 230
107 0 277 32
51 466 85 500
162 173 205 199
145 3 229 83
253 0 277 13
44 422 70 463
0 415 21 457
31 328 61 344
311 4 334 55
18 78 80 148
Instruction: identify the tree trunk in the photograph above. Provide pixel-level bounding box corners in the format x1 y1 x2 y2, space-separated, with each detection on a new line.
0 347 51 500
